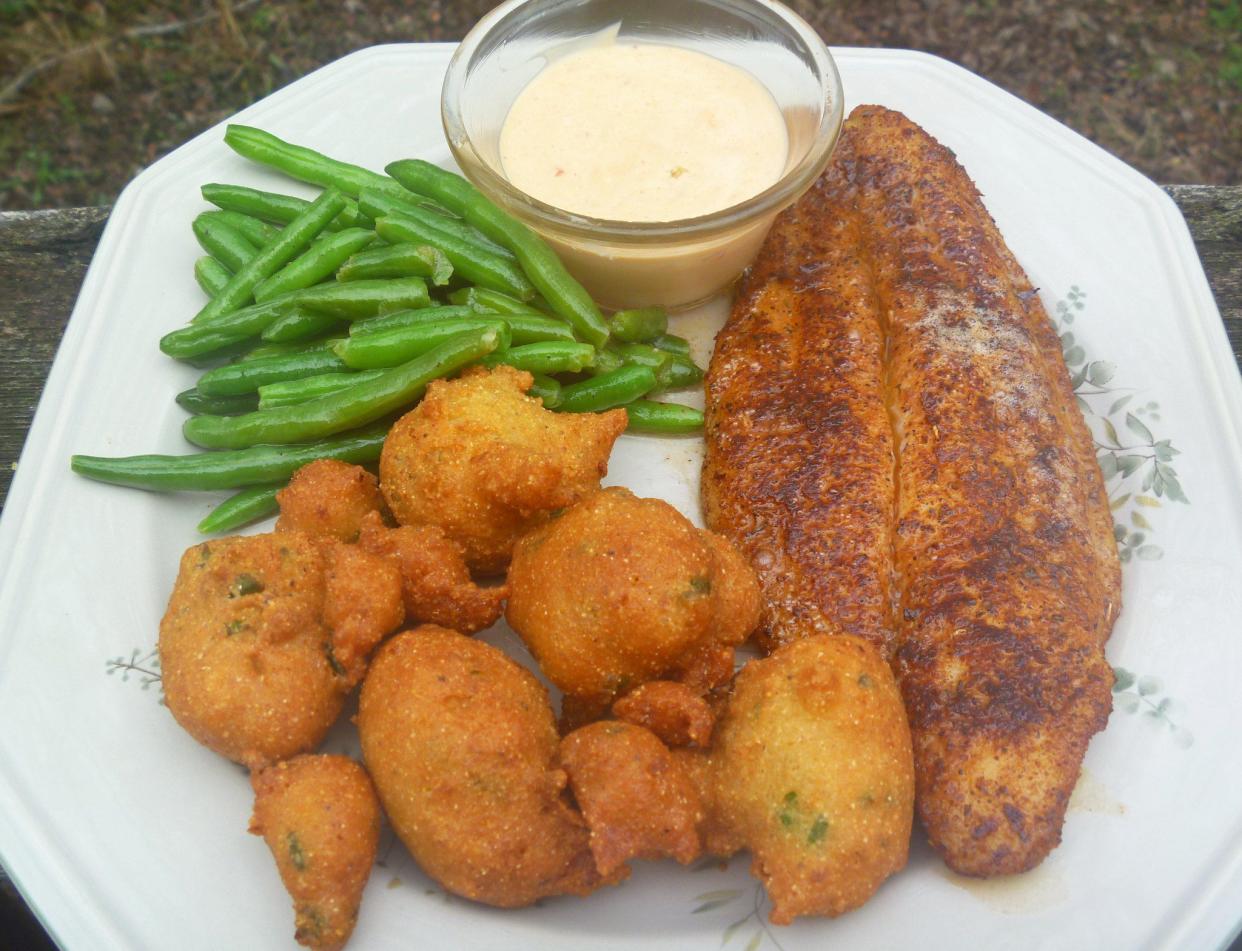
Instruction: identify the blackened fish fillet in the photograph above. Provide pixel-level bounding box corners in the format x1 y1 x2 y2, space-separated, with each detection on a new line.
701 146 896 658
703 105 1121 875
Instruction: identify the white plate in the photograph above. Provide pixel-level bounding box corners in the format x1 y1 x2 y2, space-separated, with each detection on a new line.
2 44 1241 951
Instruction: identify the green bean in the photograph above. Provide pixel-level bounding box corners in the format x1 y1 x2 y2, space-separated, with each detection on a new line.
337 242 453 285
169 327 266 363
165 281 424 360
70 422 390 492
650 333 692 357
198 209 281 247
175 388 260 416
503 314 577 346
253 228 376 303
608 307 668 344
191 187 346 326
182 338 262 369
183 329 500 450
590 347 624 375
528 374 561 408
557 365 657 413
446 291 572 342
192 215 257 273
162 297 299 360
294 276 431 319
652 353 705 392
448 286 549 316
194 256 231 298
197 484 284 534
336 318 511 370
610 342 673 378
202 183 369 231
197 344 349 396
225 125 424 204
624 399 704 434
349 305 476 337
260 309 343 344
257 370 385 409
241 337 334 362
374 216 534 302
357 189 514 259
386 159 610 348
482 341 596 376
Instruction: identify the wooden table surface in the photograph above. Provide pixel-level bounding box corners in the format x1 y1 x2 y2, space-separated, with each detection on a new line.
1 186 1240 948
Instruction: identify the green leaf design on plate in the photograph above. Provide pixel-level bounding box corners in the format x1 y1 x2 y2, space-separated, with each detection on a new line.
105 646 164 703
696 889 744 902
1125 412 1155 443
1110 665 1193 748
1108 394 1134 415
691 887 746 918
1088 360 1116 385
695 882 788 951
1051 287 1189 565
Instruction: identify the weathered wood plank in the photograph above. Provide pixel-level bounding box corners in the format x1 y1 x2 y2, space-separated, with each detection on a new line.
0 207 110 512
1166 184 1242 364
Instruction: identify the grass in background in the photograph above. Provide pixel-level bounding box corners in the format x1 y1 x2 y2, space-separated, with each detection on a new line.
1209 0 1242 89
0 0 1239 210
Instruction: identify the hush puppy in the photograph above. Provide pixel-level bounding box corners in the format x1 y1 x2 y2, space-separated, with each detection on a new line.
506 487 761 709
276 460 385 543
356 511 504 635
379 365 627 573
250 755 381 951
611 681 716 749
703 636 914 923
357 626 620 907
558 721 703 876
159 533 349 768
321 541 405 685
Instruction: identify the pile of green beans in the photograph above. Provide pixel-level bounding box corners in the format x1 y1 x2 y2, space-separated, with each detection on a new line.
69 124 708 534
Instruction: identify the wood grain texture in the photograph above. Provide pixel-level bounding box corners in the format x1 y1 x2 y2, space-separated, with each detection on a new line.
1166 185 1242 364
0 187 1238 930
0 206 109 513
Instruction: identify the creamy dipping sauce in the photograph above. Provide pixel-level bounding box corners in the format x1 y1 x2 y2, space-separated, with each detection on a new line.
499 43 788 223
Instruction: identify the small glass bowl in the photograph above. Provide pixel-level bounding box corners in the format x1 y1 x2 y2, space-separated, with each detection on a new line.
441 0 844 312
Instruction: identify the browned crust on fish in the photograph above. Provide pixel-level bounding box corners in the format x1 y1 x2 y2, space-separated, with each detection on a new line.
702 155 896 657
703 104 1121 876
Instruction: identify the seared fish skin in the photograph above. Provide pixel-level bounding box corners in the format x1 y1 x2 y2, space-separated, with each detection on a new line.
703 105 1121 876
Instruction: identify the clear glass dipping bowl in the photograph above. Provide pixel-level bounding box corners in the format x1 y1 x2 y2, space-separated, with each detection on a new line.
441 0 844 312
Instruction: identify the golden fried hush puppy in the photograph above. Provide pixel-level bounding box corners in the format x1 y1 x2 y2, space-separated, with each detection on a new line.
701 532 765 652
379 365 627 573
322 542 405 685
357 626 621 907
250 755 381 951
558 721 703 876
275 460 385 543
506 487 761 708
703 636 914 924
159 533 349 768
611 681 715 749
356 511 504 635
